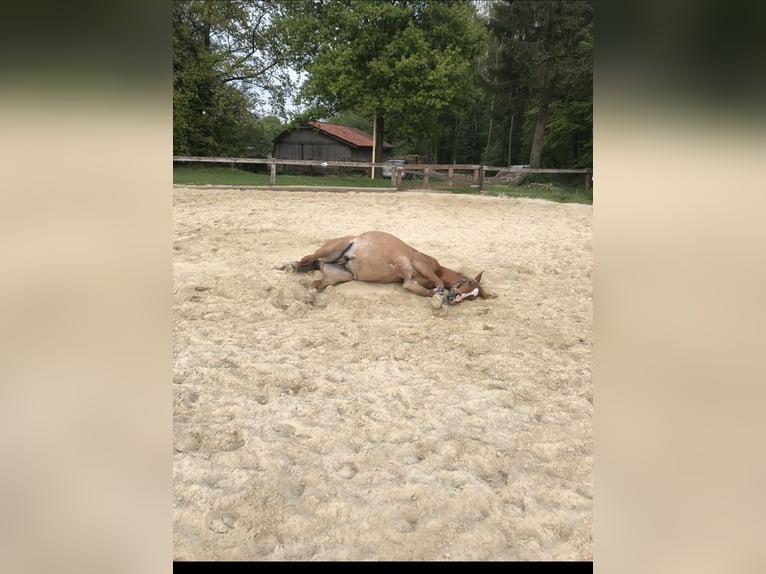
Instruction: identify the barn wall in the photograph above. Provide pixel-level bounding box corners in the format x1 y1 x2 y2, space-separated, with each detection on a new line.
274 143 303 160
350 148 373 162
274 128 356 162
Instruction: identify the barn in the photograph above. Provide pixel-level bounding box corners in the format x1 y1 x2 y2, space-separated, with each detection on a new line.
272 121 393 174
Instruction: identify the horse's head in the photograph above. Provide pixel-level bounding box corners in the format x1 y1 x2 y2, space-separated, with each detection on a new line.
447 271 487 304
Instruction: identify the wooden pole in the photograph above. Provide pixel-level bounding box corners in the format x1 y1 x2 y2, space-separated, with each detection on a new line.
371 115 376 179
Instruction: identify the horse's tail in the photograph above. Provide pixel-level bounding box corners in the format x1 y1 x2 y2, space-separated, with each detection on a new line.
295 260 320 273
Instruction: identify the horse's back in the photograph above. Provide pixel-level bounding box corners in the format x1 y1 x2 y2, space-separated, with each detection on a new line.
355 230 409 247
351 231 418 261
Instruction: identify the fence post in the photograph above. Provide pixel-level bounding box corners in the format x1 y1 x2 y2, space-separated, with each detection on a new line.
270 159 276 185
479 165 485 192
390 166 397 189
423 168 430 187
396 166 403 190
448 167 454 187
585 171 591 191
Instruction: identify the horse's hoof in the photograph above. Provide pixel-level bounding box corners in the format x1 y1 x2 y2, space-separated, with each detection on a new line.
281 262 297 273
304 292 316 305
430 294 444 309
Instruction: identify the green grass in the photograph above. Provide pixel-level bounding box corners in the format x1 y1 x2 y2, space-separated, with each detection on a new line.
173 164 389 188
173 164 592 204
482 183 592 204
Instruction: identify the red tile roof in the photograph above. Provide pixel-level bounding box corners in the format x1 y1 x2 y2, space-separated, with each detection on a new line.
309 121 393 149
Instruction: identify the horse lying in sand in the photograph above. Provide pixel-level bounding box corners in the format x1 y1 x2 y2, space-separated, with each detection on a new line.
282 231 489 307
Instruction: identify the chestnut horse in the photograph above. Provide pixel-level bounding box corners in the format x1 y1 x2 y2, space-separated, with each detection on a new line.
283 231 488 306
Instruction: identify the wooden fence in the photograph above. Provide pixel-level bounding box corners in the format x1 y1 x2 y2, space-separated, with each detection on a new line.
173 156 592 191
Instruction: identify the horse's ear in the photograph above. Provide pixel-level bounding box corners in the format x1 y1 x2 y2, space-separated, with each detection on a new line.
475 271 493 299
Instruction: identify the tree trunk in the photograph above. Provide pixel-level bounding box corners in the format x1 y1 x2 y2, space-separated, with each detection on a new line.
484 95 495 160
452 116 459 164
508 113 514 167
529 83 552 168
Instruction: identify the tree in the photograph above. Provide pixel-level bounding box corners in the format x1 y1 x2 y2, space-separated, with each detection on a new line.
488 1 592 168
246 115 284 158
173 0 295 155
275 0 488 164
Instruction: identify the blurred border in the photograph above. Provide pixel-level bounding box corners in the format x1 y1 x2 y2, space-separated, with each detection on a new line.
1 2 172 573
595 1 765 573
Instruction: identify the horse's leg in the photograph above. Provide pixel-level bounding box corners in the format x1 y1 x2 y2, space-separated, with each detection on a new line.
401 278 447 309
407 257 449 308
304 262 354 304
401 279 436 298
288 236 356 273
311 262 354 291
411 256 445 292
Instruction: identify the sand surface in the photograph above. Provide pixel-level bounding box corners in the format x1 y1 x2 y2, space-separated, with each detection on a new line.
173 187 593 561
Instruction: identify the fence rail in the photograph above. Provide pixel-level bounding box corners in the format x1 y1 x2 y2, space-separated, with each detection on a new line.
172 156 592 191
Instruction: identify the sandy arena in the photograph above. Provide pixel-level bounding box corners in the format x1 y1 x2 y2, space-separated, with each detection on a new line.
173 186 593 561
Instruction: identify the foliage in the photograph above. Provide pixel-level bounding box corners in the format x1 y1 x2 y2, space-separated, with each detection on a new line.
244 115 284 157
486 0 593 168
274 0 489 150
325 111 376 133
173 0 295 156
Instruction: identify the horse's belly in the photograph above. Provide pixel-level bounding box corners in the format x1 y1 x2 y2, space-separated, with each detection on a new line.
345 241 405 283
348 256 402 283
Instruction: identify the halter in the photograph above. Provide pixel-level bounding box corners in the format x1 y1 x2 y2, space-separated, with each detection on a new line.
446 278 477 304
448 278 472 292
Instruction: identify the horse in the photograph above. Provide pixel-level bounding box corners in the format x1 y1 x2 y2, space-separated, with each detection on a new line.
282 231 489 306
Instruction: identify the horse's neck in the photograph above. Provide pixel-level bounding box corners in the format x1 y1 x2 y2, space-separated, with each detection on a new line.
437 267 466 286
